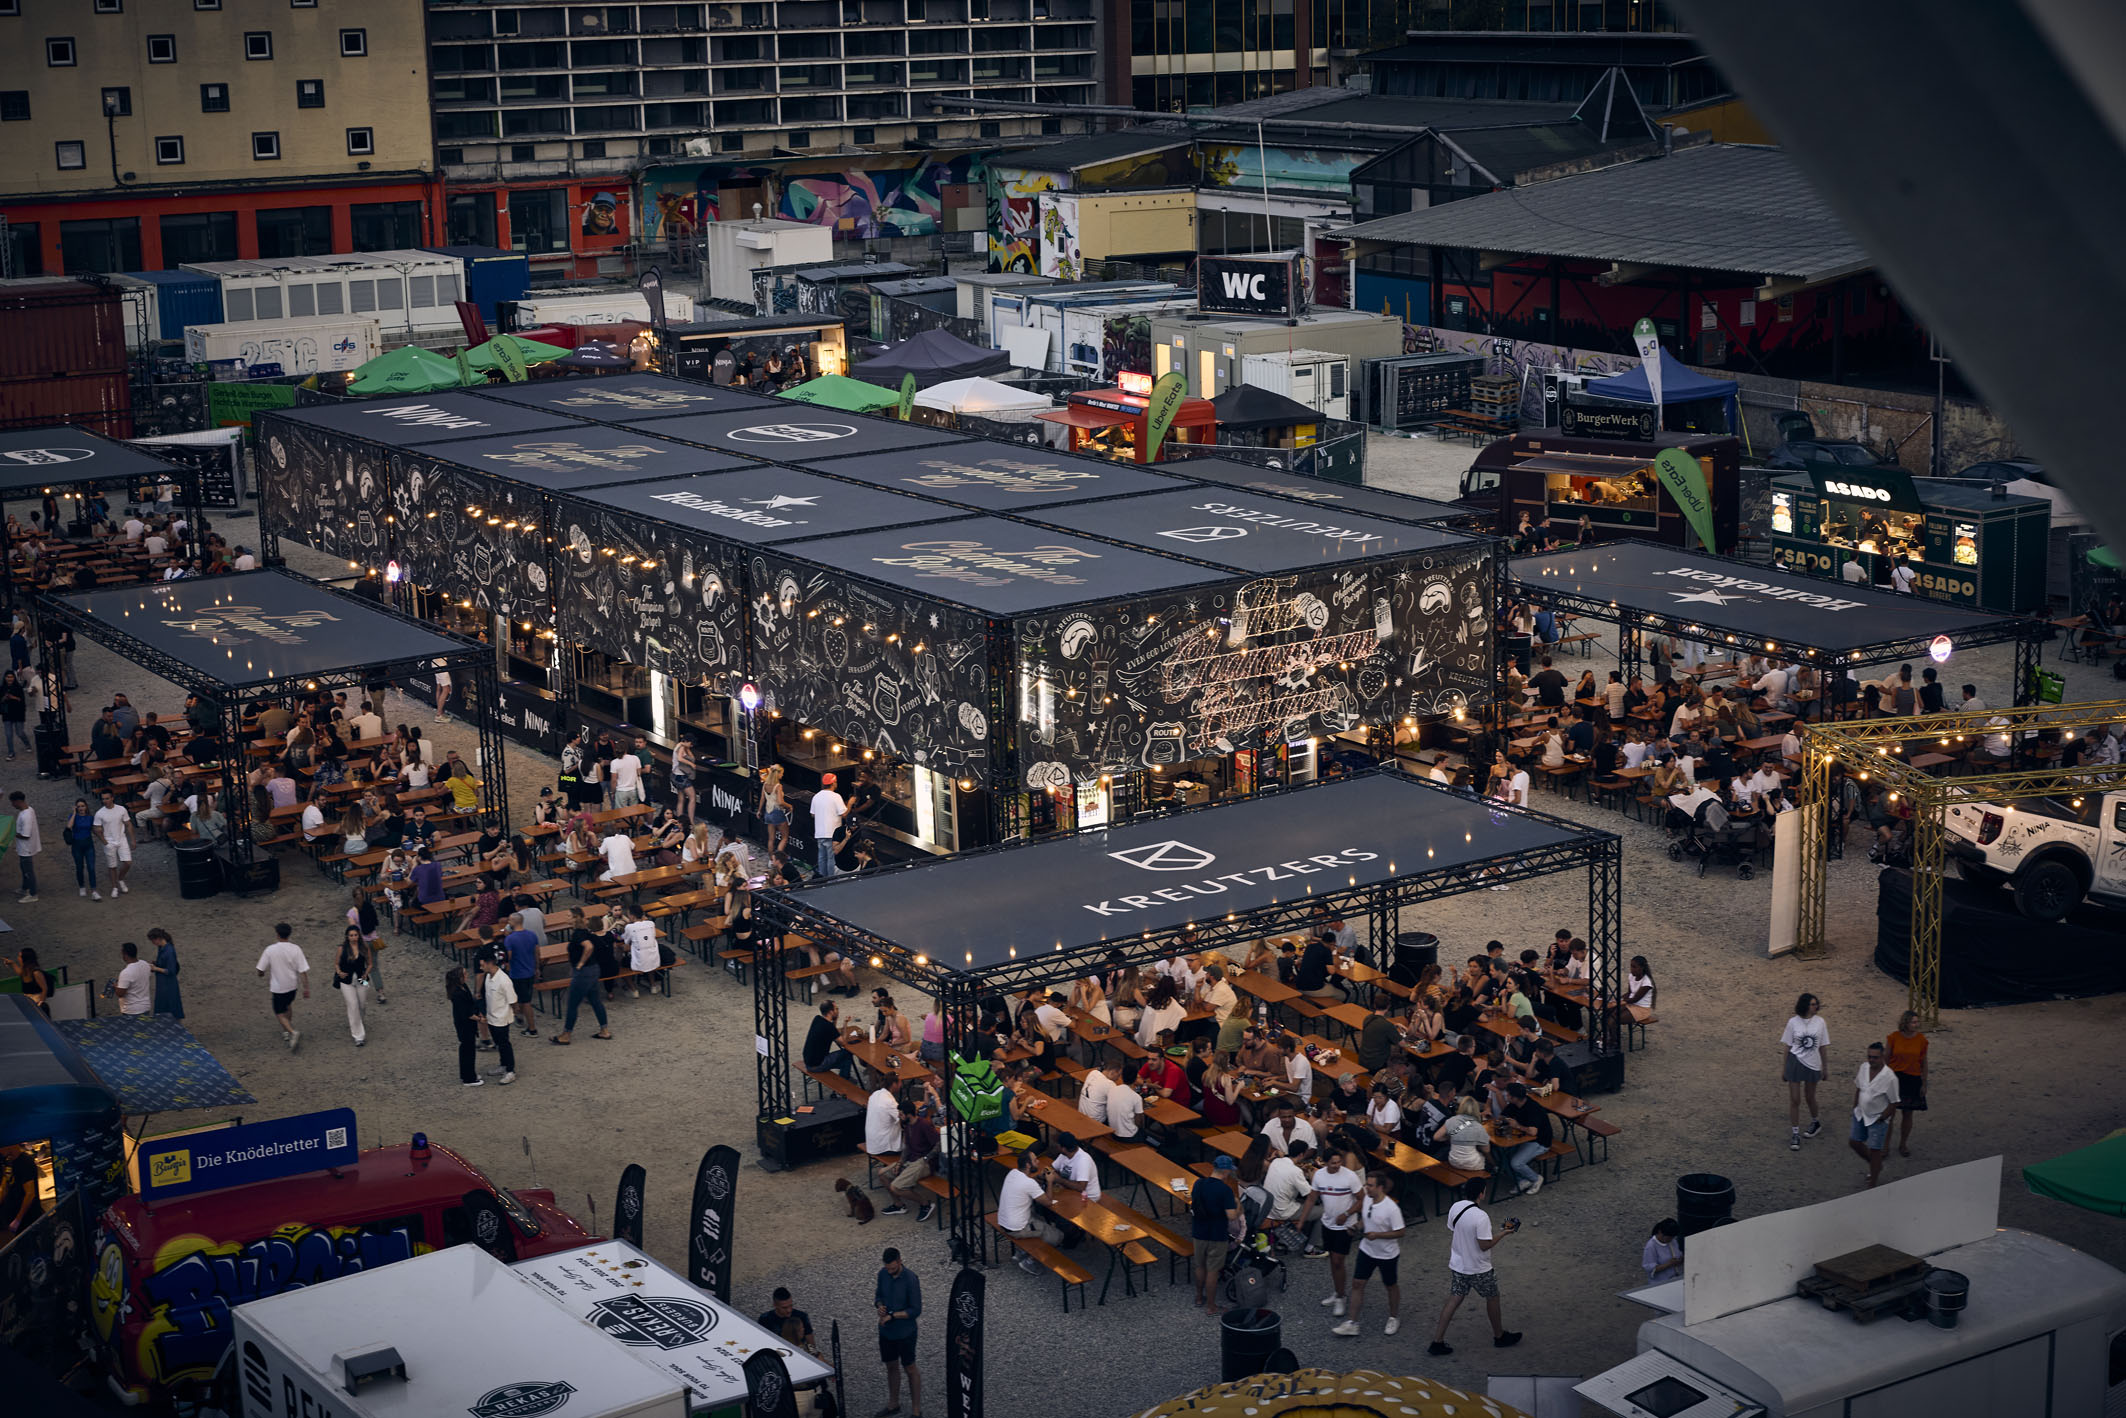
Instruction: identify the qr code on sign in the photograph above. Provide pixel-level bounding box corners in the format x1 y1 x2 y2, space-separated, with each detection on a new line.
326 1127 348 1150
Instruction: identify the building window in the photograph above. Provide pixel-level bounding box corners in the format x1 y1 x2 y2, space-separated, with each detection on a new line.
4 222 39 277
47 37 76 66
916 122 938 141
507 189 568 253
853 126 874 144
437 146 463 165
1041 117 1060 134
201 83 230 112
245 31 272 60
346 126 373 155
979 120 999 138
339 28 366 56
55 140 86 169
297 79 324 107
350 201 421 251
581 139 605 158
60 217 140 273
101 88 131 116
195 0 220 8
510 143 535 162
159 211 238 267
95 0 121 12
0 0 20 15
147 33 176 62
0 92 28 122
255 205 332 259
252 130 280 159
155 134 184 164
719 132 742 151
787 130 809 147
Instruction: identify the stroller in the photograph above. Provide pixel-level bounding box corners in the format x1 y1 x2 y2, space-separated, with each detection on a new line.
1217 1181 1292 1305
1668 798 1757 879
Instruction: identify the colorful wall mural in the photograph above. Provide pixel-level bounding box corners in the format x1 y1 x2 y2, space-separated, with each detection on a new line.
988 165 1067 274
643 153 987 242
1038 192 1083 280
1200 143 1363 196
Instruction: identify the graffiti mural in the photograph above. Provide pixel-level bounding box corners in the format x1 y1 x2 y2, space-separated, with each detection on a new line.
254 412 390 562
1200 144 1360 197
1038 193 1083 281
988 166 1065 274
645 155 986 242
1100 312 1157 385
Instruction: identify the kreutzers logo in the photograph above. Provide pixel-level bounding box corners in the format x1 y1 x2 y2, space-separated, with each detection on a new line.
468 1380 577 1418
589 1293 719 1350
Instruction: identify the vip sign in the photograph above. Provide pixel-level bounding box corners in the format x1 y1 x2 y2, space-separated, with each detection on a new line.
1198 255 1298 318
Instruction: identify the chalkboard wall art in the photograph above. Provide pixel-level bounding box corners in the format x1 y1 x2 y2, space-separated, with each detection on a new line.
391 456 553 624
255 414 390 562
749 550 994 780
551 500 749 691
1015 548 1495 785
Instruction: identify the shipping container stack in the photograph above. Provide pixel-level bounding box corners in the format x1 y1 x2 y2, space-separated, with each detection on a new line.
0 279 133 438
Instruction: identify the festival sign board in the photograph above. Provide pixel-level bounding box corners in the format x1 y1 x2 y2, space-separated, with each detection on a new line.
798 440 1187 512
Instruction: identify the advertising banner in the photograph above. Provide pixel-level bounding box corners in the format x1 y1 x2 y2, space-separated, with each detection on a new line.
130 429 243 508
206 381 297 433
687 1143 739 1303
1654 448 1721 552
1632 317 1664 412
614 1163 647 1249
138 1108 357 1203
1805 463 1925 514
1143 371 1188 462
1559 399 1658 442
1198 254 1299 318
946 1266 985 1418
391 457 552 623
743 1348 801 1418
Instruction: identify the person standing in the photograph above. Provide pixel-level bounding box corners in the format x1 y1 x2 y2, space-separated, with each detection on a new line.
0 673 28 761
1189 1155 1242 1314
1886 1010 1928 1158
147 928 183 1018
447 967 485 1086
670 737 698 823
7 791 37 903
502 913 540 1034
256 923 310 1052
1781 992 1829 1150
1428 1177 1521 1356
92 788 132 896
609 741 644 808
1642 1218 1683 1284
432 668 452 723
873 1247 922 1418
12 948 51 1016
64 798 98 900
1299 1144 1363 1315
1849 1041 1901 1189
335 926 374 1047
113 942 153 1016
1331 1171 1406 1337
810 774 846 880
477 953 518 1085
552 928 612 1045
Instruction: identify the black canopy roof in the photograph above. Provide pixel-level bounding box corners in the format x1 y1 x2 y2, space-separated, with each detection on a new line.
776 772 1594 972
426 425 757 491
1170 459 1474 527
270 393 587 449
476 373 783 421
47 569 476 695
1511 539 2029 658
853 327 1013 387
800 440 1188 511
0 426 181 495
560 467 965 546
629 407 967 461
772 514 1224 616
1025 486 1469 575
1211 383 1327 431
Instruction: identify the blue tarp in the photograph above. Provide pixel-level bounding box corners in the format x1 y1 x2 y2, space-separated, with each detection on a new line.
54 1018 254 1114
1585 349 1740 433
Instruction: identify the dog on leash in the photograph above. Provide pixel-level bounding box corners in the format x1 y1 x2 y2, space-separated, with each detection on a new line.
835 1177 875 1224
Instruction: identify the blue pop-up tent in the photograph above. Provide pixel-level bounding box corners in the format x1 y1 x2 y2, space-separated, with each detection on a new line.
1585 348 1741 433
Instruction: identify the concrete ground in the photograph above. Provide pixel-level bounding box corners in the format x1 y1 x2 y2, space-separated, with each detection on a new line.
19 502 2125 1417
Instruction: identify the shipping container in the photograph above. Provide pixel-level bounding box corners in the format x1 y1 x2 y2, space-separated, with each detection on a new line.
1242 349 1351 420
0 278 129 384
183 317 383 375
420 244 532 324
0 370 133 437
503 289 697 329
108 271 226 349
180 250 468 336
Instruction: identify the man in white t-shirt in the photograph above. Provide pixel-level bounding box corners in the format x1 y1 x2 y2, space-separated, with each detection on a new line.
1033 991 1072 1043
351 701 384 743
1850 1041 1901 1188
255 924 310 1052
299 799 328 841
1261 1144 1313 1251
142 529 169 557
1107 1066 1145 1140
9 794 38 904
233 547 258 571
1429 1177 1521 1355
865 1084 903 1157
1891 560 1917 594
609 747 644 808
1840 557 1868 585
1260 1101 1317 1157
121 515 145 542
114 941 153 1016
598 829 637 882
809 774 847 879
1331 1171 1406 1336
1049 1133 1101 1203
1503 767 1529 807
994 1151 1056 1271
1298 1144 1363 1309
621 909 662 996
1077 1063 1114 1124
93 789 133 896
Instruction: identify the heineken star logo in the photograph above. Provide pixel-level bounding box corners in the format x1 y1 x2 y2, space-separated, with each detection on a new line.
1668 588 1754 606
742 495 821 510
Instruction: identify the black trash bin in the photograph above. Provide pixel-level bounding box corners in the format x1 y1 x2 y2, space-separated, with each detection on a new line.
33 724 63 779
1393 931 1439 983
1677 1174 1735 1237
1219 1307 1281 1382
175 841 220 900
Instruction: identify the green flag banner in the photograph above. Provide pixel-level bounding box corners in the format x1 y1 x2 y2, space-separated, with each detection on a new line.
1653 448 1719 551
1144 371 1188 461
494 338 529 384
206 382 296 432
456 349 478 388
897 373 917 422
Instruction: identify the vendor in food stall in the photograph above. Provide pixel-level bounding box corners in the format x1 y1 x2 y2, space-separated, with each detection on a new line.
1037 374 1218 464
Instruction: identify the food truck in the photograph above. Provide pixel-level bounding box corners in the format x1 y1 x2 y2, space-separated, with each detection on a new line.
1035 378 1219 463
1769 469 2050 613
1461 430 1743 550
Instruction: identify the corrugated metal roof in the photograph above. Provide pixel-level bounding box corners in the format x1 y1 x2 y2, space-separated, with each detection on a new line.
1197 95 1582 150
993 126 1191 171
1335 144 1873 282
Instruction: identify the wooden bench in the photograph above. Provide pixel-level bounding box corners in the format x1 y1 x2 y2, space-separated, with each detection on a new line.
786 960 841 1004
985 1213 1092 1311
1625 1007 1657 1051
802 1065 869 1108
917 1172 956 1228
1577 1115 1620 1164
1555 631 1600 657
861 1148 899 1189
1535 761 1587 800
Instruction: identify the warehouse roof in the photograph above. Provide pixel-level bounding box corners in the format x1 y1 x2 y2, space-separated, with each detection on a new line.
994 126 1191 172
1335 144 1873 283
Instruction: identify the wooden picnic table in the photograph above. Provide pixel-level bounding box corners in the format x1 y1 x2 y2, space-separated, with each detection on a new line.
1198 1130 1256 1162
1018 1095 1113 1142
844 1036 934 1087
1231 970 1299 1006
1066 1010 1147 1060
1106 1144 1196 1211
1320 1001 1372 1034
1041 1192 1186 1302
1143 1096 1200 1129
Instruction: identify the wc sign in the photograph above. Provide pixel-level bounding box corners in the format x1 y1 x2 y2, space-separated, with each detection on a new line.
1198 254 1299 318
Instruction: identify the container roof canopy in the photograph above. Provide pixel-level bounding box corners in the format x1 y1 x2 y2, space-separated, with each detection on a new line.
560 466 966 545
1026 487 1473 574
473 372 782 420
1169 460 1473 525
0 426 181 494
777 774 1594 973
800 440 1188 511
50 569 478 694
624 406 968 461
269 393 588 449
773 515 1224 616
423 425 758 490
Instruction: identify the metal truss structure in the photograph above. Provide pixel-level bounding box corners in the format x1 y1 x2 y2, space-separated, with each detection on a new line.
2 464 209 612
1795 698 2126 1024
754 766 1625 1268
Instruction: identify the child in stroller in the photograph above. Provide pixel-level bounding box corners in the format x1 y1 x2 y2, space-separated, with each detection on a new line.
1218 1169 1293 1305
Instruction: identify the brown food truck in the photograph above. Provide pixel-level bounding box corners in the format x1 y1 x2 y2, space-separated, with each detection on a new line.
1459 431 1743 551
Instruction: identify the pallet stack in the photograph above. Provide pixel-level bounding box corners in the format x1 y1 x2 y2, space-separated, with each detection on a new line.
1469 373 1520 422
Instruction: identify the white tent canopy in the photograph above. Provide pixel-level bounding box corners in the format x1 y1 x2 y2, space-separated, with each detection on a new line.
912 376 1054 417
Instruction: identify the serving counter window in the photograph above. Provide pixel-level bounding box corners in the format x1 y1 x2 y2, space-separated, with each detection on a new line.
1821 503 1925 560
1546 467 1657 522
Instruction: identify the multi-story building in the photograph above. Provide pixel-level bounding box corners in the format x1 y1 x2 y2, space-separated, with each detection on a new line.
0 0 436 276
428 0 1101 275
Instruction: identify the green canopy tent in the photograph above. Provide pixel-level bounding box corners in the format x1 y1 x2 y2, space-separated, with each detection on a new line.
464 335 571 372
778 373 902 413
2024 1129 2126 1216
347 345 469 396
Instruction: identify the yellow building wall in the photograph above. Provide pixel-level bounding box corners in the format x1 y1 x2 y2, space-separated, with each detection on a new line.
1072 191 1197 262
1666 96 1777 147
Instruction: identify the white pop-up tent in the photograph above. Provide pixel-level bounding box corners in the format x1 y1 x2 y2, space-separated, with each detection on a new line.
912 376 1054 419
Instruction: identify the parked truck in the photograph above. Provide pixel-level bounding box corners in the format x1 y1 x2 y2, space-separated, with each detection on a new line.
1944 785 2126 921
183 318 383 376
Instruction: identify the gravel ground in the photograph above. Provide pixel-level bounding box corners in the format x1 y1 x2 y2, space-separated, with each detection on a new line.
19 501 2124 1418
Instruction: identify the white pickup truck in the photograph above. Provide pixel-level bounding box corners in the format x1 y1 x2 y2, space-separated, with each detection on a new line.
1944 789 2126 921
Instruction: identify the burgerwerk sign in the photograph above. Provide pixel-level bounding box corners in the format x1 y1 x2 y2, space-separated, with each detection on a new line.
1085 839 1379 917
